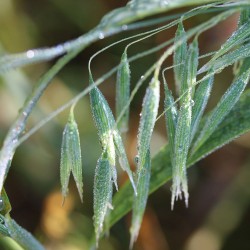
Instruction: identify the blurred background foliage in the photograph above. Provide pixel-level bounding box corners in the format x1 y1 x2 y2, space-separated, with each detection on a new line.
1 0 250 249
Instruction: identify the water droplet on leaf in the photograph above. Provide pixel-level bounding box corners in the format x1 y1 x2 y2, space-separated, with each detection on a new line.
99 32 105 39
122 25 128 31
26 50 35 58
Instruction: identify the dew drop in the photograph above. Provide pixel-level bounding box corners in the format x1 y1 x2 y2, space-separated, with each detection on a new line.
107 202 114 210
122 25 128 31
190 100 195 106
0 197 4 211
55 45 64 53
12 138 18 145
134 155 139 164
140 75 144 79
26 50 35 59
99 32 105 40
161 0 169 6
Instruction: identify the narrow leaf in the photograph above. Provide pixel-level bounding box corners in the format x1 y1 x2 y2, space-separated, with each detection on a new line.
190 86 250 162
60 111 83 202
116 51 130 133
172 104 190 209
163 77 177 164
90 76 136 193
238 7 250 27
190 74 214 143
211 18 250 61
171 39 198 209
198 42 250 74
5 215 44 250
89 77 119 188
112 131 136 193
137 78 160 173
0 188 12 215
108 88 250 232
192 67 250 154
93 152 113 244
89 84 113 143
0 214 10 237
200 10 250 74
187 38 199 98
60 119 73 199
130 150 151 249
173 21 187 96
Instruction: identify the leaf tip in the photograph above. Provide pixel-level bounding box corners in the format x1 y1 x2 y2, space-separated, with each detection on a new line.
129 217 140 250
171 175 189 210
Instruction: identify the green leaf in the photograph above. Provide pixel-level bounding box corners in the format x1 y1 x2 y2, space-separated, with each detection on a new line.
90 82 114 143
163 78 178 164
211 18 250 61
137 78 160 173
190 87 250 163
239 7 250 27
171 39 198 209
113 131 135 193
130 150 151 248
93 152 113 244
187 38 199 98
199 8 250 73
5 214 44 250
173 21 187 96
0 214 10 237
172 103 190 208
198 42 250 74
60 111 83 202
191 67 250 154
107 87 250 232
190 74 214 142
116 51 130 133
0 188 12 215
90 76 136 193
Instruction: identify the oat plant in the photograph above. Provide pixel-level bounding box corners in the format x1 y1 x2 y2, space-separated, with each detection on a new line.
1 0 250 249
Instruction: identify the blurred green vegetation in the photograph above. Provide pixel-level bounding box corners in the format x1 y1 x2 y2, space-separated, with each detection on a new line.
1 1 250 249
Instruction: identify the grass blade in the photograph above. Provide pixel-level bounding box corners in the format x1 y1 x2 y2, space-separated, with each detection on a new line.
60 110 83 202
60 119 71 200
116 51 131 133
5 215 44 250
93 151 113 245
239 7 250 27
137 78 160 173
163 77 178 164
190 74 214 142
187 39 199 98
191 67 250 154
198 42 250 74
107 88 250 232
171 39 198 209
172 104 190 209
212 18 250 61
113 131 136 193
90 75 136 193
173 21 187 95
89 82 114 145
130 150 151 249
0 214 10 237
68 113 83 202
0 188 12 215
